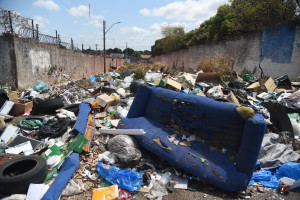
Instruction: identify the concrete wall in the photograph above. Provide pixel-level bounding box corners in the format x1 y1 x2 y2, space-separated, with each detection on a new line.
0 36 124 89
152 23 300 80
0 36 18 87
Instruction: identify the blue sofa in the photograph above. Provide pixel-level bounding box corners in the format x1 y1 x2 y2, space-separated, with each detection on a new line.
117 85 266 192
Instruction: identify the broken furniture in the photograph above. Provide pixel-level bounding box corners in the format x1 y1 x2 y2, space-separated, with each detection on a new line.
117 85 267 192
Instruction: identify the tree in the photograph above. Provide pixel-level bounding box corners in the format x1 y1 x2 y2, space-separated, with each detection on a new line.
143 50 151 55
132 51 142 58
230 0 298 33
0 9 31 34
123 47 134 56
111 47 122 54
161 25 185 37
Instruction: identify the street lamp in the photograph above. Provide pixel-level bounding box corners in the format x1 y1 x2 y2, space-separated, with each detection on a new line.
103 20 121 73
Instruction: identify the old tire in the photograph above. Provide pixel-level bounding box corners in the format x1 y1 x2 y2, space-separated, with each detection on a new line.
0 156 48 195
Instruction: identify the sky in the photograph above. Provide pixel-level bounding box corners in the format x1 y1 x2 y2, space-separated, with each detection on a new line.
0 0 229 51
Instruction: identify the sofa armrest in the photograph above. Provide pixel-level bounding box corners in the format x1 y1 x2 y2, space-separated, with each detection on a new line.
127 85 151 118
236 114 266 179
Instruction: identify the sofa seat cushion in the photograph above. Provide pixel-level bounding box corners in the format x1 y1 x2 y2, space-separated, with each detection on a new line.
118 116 249 192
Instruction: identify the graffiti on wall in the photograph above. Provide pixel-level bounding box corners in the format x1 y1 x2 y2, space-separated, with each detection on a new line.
259 23 296 63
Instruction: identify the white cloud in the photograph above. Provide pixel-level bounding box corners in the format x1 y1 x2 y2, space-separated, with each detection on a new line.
87 15 104 27
140 0 228 21
33 0 60 11
69 5 89 17
33 16 50 28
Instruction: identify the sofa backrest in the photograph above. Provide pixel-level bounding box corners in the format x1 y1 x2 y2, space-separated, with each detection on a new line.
143 86 245 152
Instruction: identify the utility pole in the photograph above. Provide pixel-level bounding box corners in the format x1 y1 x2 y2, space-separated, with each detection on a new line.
8 11 13 33
103 20 106 73
31 19 35 38
103 20 121 74
36 24 39 40
125 41 128 61
71 38 73 50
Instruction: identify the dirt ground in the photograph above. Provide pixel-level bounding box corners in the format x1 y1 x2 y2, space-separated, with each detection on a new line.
64 185 300 200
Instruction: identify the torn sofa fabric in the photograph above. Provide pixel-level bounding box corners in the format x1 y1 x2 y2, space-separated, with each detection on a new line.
117 85 267 192
41 153 79 200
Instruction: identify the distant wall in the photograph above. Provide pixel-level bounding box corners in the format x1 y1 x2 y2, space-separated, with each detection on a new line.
152 23 300 80
0 36 124 89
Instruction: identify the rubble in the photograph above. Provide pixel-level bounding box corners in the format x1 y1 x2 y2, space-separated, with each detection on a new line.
0 62 299 199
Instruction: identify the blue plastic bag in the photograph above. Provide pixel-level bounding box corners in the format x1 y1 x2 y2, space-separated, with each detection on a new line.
89 76 96 82
276 162 300 180
251 169 272 182
32 80 50 92
97 162 143 191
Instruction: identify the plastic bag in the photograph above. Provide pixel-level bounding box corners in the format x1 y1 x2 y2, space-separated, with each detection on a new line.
97 151 116 164
107 135 142 165
288 90 300 101
290 118 300 137
251 170 272 182
32 80 50 92
89 76 96 82
279 98 300 114
61 179 84 196
144 73 162 82
276 162 300 181
115 106 128 119
206 86 223 98
37 117 71 139
97 162 143 191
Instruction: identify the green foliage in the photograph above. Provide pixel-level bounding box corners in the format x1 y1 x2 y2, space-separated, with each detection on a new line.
161 25 185 37
111 47 122 53
151 0 298 56
132 51 142 58
123 47 134 56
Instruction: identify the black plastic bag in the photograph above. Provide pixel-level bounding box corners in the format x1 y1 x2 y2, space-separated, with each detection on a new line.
37 117 71 139
279 98 300 114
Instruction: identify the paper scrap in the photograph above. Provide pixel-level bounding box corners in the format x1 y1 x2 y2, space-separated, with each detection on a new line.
26 183 49 200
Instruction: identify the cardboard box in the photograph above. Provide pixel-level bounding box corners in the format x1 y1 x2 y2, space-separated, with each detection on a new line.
165 78 182 91
196 72 227 88
9 92 18 101
9 99 33 116
246 77 276 93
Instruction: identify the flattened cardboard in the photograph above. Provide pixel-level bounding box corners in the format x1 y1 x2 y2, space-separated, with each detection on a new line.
246 77 276 93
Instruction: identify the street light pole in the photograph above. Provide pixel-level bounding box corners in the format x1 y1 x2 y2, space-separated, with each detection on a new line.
103 20 121 73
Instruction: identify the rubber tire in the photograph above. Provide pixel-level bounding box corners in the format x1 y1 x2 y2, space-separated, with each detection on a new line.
0 156 48 195
31 97 64 115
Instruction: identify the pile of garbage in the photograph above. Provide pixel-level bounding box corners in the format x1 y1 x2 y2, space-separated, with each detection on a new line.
0 62 299 200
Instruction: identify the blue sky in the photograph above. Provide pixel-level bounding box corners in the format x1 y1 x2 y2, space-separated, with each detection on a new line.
0 0 229 51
